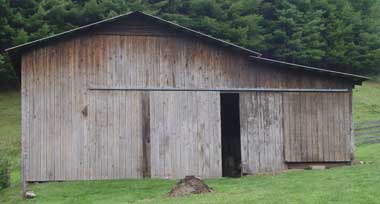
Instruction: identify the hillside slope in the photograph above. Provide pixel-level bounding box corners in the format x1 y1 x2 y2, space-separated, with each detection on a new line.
353 81 380 121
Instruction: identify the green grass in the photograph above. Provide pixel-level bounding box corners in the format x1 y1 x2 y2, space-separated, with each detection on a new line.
353 82 380 121
0 81 380 204
0 91 21 171
1 144 380 204
353 81 380 121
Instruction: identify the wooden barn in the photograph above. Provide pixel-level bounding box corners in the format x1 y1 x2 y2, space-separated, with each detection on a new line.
6 11 368 182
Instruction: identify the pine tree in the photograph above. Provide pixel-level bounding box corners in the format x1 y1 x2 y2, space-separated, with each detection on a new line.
0 0 379 87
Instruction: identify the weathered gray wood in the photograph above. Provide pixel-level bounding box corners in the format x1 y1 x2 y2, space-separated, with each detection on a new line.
86 91 144 179
21 50 29 195
149 91 221 179
20 17 354 181
240 92 287 174
88 87 349 92
283 92 351 162
141 92 151 178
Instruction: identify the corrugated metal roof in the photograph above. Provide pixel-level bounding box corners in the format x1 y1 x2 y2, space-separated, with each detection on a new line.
4 11 369 83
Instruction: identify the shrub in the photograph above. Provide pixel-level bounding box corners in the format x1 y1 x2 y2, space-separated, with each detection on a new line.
0 153 10 190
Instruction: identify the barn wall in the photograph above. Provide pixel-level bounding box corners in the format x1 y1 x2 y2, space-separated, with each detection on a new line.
239 91 352 174
21 19 354 181
283 92 352 162
239 92 287 174
75 34 351 90
87 91 145 179
150 91 222 179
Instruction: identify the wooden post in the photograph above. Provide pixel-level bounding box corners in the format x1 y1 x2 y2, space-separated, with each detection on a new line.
21 110 27 198
141 92 151 178
21 158 27 198
21 58 28 198
350 91 355 161
21 113 27 198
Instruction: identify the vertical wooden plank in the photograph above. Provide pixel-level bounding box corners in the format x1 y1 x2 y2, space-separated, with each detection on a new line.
45 46 53 181
335 93 342 161
283 93 292 162
33 49 40 181
214 92 222 177
109 91 116 179
141 92 151 178
118 91 126 178
315 93 323 161
149 91 221 178
87 90 144 179
284 92 352 162
40 47 47 181
240 92 286 174
149 92 158 178
251 92 260 173
68 41 75 180
239 93 249 174
197 92 206 177
60 43 66 180
21 54 29 191
31 50 37 181
349 92 354 160
31 49 37 181
125 91 132 178
137 91 144 178
129 91 135 178
327 92 334 161
99 91 106 179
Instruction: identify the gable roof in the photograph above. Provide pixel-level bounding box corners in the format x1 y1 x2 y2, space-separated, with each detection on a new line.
5 11 369 84
6 11 262 58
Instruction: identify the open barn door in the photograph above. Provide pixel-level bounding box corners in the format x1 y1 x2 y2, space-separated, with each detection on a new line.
149 91 222 179
220 93 242 177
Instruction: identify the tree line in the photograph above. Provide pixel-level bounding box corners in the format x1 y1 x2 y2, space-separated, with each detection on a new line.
1 0 379 86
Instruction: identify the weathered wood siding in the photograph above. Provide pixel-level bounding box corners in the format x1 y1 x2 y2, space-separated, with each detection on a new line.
87 91 144 179
150 91 222 179
20 18 354 181
239 92 287 174
283 92 352 162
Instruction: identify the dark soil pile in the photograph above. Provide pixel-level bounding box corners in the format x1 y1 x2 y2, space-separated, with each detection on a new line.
168 175 214 197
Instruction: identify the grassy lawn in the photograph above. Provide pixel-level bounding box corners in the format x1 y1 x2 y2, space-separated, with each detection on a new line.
1 143 380 204
0 81 379 204
353 81 380 121
0 91 21 172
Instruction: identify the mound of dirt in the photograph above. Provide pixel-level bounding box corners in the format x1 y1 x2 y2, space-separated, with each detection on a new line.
168 175 214 197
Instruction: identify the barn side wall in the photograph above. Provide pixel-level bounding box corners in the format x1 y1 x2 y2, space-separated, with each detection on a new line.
283 92 352 162
240 92 287 174
21 19 354 181
150 91 222 179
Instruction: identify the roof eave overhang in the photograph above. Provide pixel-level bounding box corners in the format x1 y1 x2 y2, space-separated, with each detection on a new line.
249 56 369 86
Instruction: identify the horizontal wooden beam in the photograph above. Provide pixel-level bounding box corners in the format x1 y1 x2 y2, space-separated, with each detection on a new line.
88 87 349 93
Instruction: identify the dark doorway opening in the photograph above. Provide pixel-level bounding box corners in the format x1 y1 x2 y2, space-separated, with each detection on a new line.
220 93 242 177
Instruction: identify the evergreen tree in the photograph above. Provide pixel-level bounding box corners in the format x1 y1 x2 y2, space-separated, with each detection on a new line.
0 0 379 87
